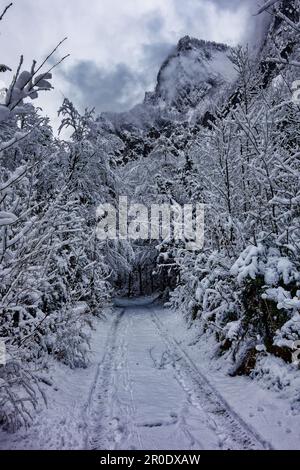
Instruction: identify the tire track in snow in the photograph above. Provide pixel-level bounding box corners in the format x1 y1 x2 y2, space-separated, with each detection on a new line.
149 307 273 450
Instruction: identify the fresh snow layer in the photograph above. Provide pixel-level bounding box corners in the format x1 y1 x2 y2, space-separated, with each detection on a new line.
0 298 299 450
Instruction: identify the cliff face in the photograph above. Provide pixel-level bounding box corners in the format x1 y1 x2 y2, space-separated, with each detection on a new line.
144 36 236 114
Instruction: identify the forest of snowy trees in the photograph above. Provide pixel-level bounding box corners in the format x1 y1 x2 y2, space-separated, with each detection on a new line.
1 0 300 434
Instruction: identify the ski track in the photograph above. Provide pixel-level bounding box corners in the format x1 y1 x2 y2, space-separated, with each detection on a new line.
149 306 272 450
83 301 273 450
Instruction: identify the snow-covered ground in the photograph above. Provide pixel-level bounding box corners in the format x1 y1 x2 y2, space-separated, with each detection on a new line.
0 297 299 450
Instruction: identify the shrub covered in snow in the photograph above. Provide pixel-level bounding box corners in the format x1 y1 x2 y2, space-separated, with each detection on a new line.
168 0 300 378
0 6 115 432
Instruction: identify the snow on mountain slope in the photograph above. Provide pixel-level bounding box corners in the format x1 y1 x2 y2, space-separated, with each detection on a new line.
104 36 238 131
146 36 237 112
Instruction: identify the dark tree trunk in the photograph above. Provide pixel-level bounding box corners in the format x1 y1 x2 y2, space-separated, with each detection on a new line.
138 266 143 296
150 270 154 294
128 273 132 298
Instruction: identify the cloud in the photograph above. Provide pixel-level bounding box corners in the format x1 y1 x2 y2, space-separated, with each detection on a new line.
171 0 250 45
140 42 175 76
0 0 256 128
61 40 174 113
144 11 166 35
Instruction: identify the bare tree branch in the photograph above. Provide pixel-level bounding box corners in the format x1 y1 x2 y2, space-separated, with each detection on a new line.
275 10 300 33
265 57 300 68
9 53 70 112
34 37 68 77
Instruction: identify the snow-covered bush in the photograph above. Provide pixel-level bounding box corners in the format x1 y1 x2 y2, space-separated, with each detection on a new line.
0 359 46 432
0 5 115 432
47 305 91 369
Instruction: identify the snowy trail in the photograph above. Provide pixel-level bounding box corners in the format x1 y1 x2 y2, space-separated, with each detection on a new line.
1 297 299 451
83 299 271 451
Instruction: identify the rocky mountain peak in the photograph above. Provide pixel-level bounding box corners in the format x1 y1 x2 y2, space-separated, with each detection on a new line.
176 35 228 54
144 35 236 117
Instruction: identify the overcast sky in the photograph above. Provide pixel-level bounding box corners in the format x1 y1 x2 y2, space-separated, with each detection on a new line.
0 0 263 129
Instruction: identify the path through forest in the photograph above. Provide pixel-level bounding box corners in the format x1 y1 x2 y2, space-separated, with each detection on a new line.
83 298 270 451
1 297 299 451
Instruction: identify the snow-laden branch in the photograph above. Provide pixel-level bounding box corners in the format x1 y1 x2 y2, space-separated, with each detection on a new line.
0 126 39 153
255 1 300 35
275 10 300 33
0 39 69 121
255 0 281 15
265 57 300 68
0 64 11 72
0 165 27 192
0 4 13 73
